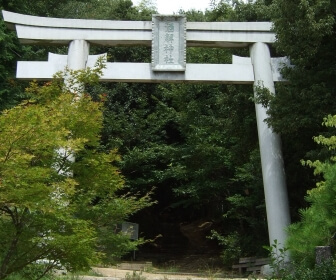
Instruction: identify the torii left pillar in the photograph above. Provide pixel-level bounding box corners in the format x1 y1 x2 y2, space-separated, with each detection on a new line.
57 40 90 174
65 40 90 93
250 42 291 259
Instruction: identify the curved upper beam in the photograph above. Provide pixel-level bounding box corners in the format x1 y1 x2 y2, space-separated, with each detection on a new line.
2 10 152 30
2 10 275 47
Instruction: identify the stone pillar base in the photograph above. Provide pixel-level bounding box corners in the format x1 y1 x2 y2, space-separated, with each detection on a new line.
315 246 332 264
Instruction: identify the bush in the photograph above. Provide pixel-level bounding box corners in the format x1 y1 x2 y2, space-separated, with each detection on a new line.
286 115 336 265
4 264 54 280
282 259 336 280
208 230 241 266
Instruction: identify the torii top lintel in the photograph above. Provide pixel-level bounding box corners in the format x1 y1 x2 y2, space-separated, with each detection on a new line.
2 10 275 48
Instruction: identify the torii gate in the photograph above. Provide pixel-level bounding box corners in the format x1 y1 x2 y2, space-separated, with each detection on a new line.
2 10 291 254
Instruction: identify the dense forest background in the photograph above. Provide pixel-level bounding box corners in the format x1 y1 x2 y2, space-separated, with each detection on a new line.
0 0 335 268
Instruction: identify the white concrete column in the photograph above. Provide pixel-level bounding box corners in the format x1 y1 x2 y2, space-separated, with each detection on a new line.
250 42 291 255
67 39 90 70
58 40 90 174
65 39 90 93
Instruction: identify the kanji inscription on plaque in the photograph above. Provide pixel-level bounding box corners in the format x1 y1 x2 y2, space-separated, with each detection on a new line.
152 15 186 71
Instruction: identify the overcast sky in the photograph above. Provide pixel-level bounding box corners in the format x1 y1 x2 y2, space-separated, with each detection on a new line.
133 0 213 14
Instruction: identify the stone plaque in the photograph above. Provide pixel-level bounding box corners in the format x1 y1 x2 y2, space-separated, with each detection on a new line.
121 222 139 240
152 15 186 71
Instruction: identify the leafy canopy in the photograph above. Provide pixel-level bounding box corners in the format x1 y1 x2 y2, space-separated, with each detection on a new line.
0 61 151 279
287 115 336 266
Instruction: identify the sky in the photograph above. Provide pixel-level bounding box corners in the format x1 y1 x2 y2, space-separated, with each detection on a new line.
133 0 214 14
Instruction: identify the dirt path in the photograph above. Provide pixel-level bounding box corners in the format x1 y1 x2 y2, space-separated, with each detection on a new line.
78 267 252 280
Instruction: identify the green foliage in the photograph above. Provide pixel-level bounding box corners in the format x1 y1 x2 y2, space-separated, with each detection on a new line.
136 0 158 15
205 149 267 263
7 264 55 280
263 243 336 280
268 0 336 135
286 116 336 266
94 68 267 255
85 1 271 259
0 21 27 110
208 231 241 266
0 0 81 111
272 0 335 63
263 240 288 278
54 0 152 20
282 260 336 280
0 65 151 279
237 0 336 230
209 0 272 22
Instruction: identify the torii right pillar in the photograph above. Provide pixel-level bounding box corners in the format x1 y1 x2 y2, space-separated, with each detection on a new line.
250 42 291 259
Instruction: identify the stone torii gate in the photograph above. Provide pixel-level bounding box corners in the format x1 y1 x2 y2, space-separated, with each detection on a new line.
2 10 291 254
